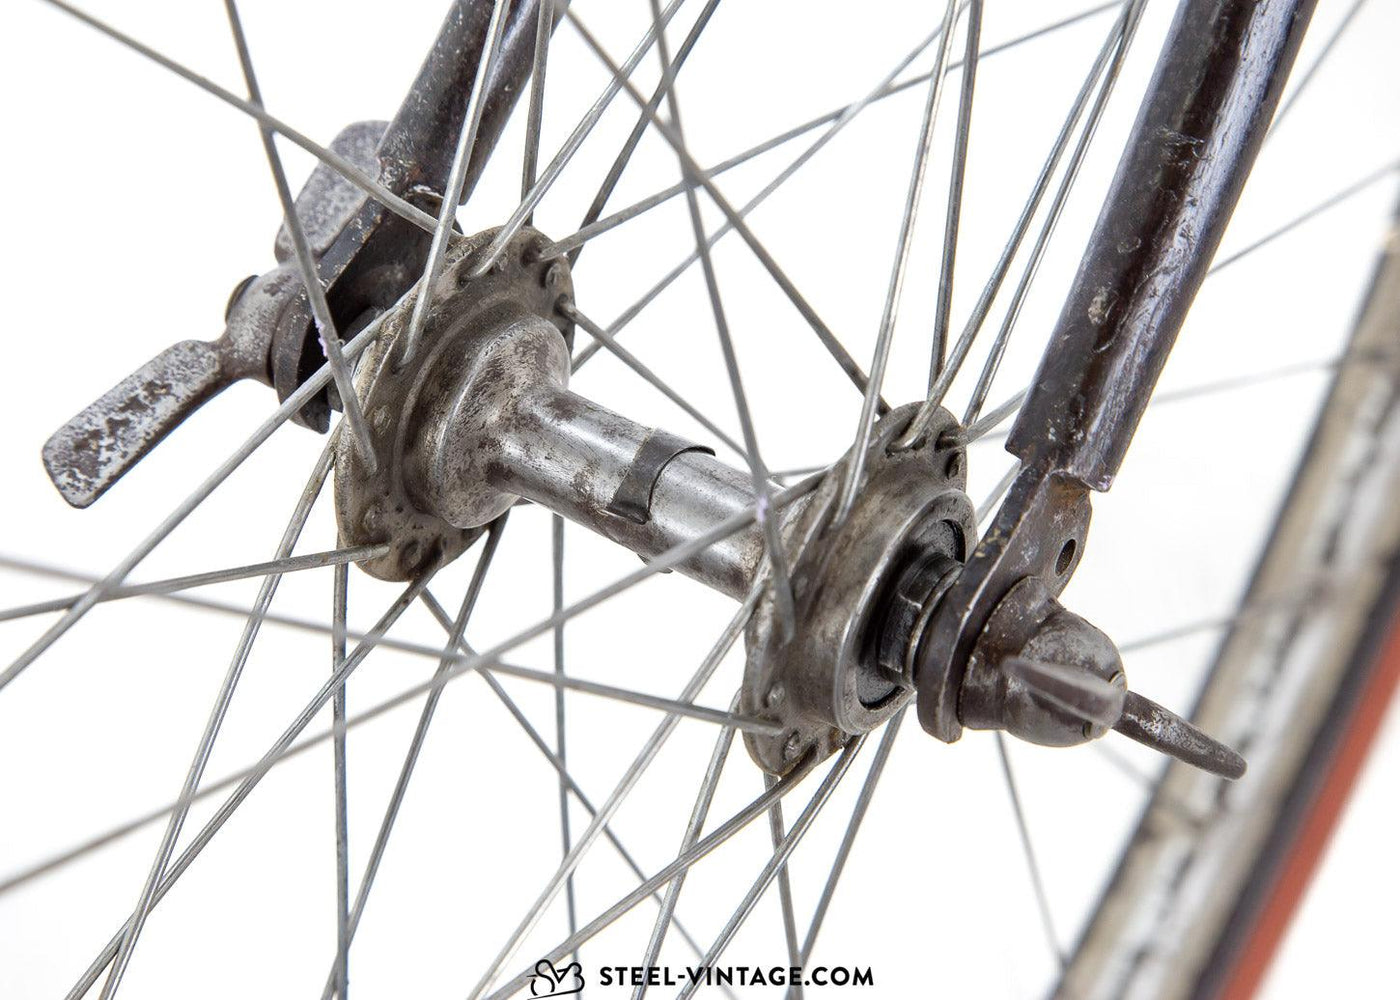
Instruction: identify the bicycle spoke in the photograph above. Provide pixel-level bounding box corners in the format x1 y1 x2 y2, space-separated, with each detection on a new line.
481 662 778 728
0 544 386 624
970 347 1395 448
674 737 867 1000
414 590 723 982
957 8 1141 426
770 464 834 483
995 732 1065 967
634 696 740 1000
568 0 723 270
1269 0 1368 135
485 675 729 970
836 0 963 524
549 1 1122 265
330 560 352 1000
568 22 965 413
0 658 736 905
472 0 690 277
929 0 983 385
900 0 1143 446
1118 586 1337 657
651 6 795 637
795 708 904 975
68 570 436 1000
558 300 750 461
224 0 378 471
0 309 387 693
94 433 340 1000
399 0 511 368
1209 157 1400 275
563 9 872 424
965 390 1027 443
978 464 1020 529
521 0 556 207
45 473 823 995
0 560 784 732
551 515 579 957
484 749 831 1000
2 473 827 903
465 580 765 1000
765 775 805 1000
313 522 502 1000
962 173 1400 443
37 0 437 234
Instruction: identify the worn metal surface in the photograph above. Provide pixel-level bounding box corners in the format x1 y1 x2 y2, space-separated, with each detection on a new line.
957 576 1245 776
1006 0 1317 488
43 0 1284 795
915 469 1091 742
742 405 975 775
42 0 548 500
375 0 551 201
339 220 789 597
960 576 1124 746
274 0 550 427
1056 199 1400 1000
40 258 303 508
915 0 1316 752
605 430 714 525
334 225 570 580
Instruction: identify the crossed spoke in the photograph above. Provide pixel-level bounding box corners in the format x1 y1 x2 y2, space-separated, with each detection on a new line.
224 0 377 471
899 0 1146 447
18 1 1399 996
399 0 512 368
836 0 965 523
471 0 692 276
38 0 438 234
548 2 1124 268
94 430 341 1000
673 738 867 1000
561 7 877 426
0 308 388 693
0 544 385 623
644 0 795 636
565 0 724 271
67 568 438 1000
482 745 852 1000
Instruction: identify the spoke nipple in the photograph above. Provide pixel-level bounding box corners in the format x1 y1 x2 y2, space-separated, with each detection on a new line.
935 428 966 451
783 730 804 761
399 540 424 574
362 503 383 536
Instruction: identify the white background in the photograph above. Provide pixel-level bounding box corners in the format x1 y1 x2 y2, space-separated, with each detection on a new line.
1 1 1397 997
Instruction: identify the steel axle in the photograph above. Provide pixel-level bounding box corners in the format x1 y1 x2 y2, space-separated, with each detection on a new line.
327 227 1243 780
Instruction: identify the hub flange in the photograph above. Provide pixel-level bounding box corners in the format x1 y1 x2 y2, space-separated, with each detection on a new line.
334 225 572 580
741 405 975 775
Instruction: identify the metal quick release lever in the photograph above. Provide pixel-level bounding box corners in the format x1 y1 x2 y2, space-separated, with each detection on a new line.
40 121 389 508
43 271 281 508
41 0 554 509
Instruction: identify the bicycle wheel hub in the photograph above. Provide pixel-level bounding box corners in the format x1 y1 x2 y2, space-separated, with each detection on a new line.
332 225 572 580
328 223 1245 781
740 405 975 773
